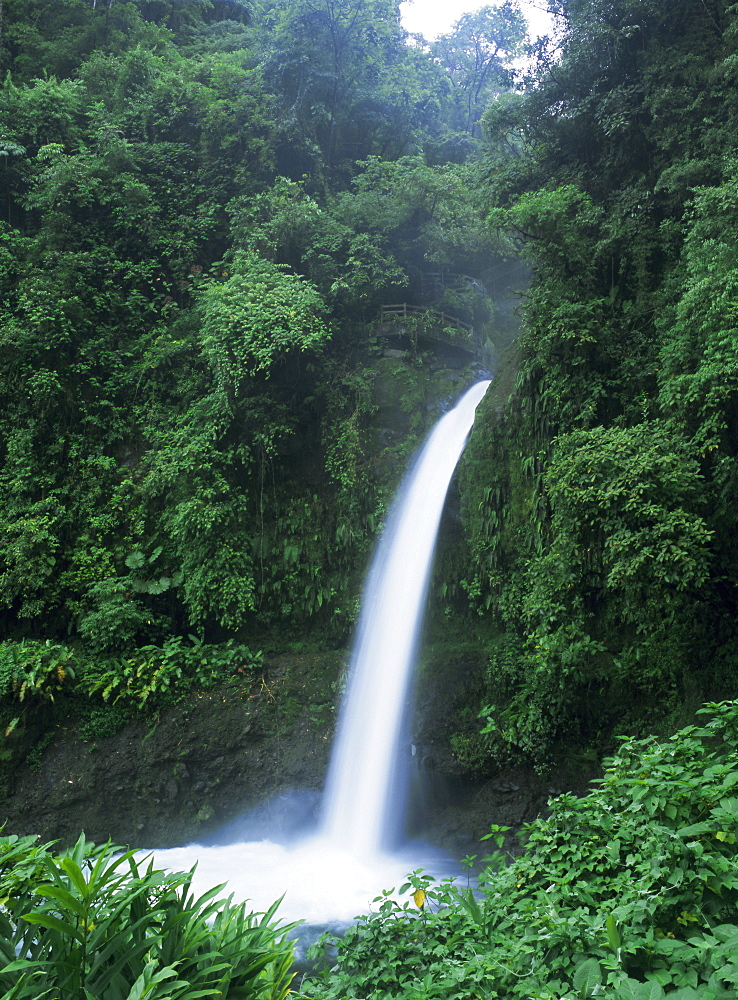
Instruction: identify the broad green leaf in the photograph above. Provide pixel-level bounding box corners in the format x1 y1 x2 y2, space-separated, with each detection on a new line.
573 957 602 997
20 911 84 942
606 912 621 951
60 857 91 898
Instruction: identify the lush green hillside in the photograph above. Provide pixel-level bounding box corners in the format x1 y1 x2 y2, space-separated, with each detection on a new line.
2 0 738 797
2 2 738 998
0 1 518 737
456 0 738 769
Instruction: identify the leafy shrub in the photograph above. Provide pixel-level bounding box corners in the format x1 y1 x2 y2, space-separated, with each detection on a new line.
0 640 77 704
199 250 329 390
78 577 171 655
300 702 738 1000
448 732 492 777
0 833 297 1000
79 636 263 710
77 702 134 741
0 636 262 718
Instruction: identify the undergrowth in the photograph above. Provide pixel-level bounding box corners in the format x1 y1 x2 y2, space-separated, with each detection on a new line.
0 833 297 1000
299 701 738 1000
0 636 263 714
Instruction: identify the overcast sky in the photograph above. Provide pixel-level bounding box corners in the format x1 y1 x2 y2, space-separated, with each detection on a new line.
399 0 556 41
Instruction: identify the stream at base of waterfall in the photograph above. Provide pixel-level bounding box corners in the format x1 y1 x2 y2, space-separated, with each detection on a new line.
151 381 491 929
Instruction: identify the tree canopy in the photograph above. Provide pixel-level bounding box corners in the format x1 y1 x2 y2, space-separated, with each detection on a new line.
458 0 738 766
0 0 521 655
2 0 738 772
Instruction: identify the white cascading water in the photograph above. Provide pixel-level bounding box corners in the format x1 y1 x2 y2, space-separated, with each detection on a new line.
151 380 490 926
322 378 491 856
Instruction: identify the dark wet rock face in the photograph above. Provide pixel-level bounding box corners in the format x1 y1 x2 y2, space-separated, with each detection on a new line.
1 655 339 849
1 645 596 857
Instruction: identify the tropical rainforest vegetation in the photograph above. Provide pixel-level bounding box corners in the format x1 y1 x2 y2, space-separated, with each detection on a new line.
2 0 738 996
0 0 521 759
300 702 738 1000
0 0 518 659
460 0 738 768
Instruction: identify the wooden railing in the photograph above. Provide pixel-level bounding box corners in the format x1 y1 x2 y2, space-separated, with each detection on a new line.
379 303 473 334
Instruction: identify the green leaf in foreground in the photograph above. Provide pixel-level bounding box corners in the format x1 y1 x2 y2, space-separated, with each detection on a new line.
0 834 298 1000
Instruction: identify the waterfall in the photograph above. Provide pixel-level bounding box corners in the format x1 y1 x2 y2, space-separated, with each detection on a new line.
151 379 490 926
322 379 491 856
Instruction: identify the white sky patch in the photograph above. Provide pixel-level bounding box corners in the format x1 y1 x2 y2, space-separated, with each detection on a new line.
400 0 556 42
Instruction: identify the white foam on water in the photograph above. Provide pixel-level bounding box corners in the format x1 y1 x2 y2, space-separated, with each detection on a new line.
149 836 450 926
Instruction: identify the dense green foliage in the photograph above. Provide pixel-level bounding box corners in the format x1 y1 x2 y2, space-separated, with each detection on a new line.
458 0 738 766
0 832 296 999
0 635 260 708
3 0 738 920
0 0 513 665
300 701 738 1000
3 1 738 997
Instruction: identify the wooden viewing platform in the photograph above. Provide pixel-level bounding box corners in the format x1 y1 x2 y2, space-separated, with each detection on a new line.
378 304 476 356
380 303 472 332
380 302 477 356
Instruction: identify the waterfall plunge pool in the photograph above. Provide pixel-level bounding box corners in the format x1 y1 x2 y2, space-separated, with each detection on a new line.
151 832 457 927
